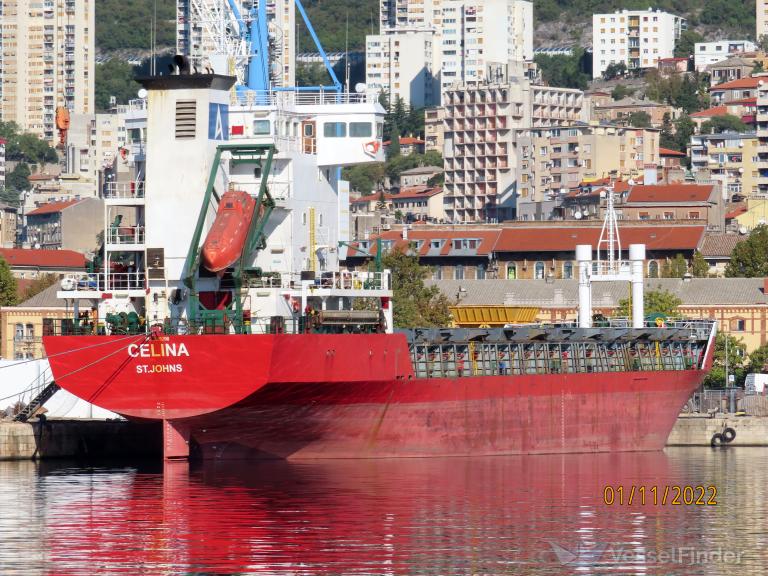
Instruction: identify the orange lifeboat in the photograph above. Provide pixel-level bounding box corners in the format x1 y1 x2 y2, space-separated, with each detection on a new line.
201 190 257 273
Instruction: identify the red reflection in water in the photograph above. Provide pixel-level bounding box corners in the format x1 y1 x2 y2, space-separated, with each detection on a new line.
42 453 720 575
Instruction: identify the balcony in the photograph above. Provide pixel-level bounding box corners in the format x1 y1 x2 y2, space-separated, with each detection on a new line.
104 181 145 203
106 226 145 246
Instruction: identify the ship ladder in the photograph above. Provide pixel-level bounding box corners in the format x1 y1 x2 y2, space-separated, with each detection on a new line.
14 382 61 423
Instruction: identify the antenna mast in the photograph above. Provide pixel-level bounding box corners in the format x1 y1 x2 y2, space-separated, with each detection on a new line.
596 173 622 274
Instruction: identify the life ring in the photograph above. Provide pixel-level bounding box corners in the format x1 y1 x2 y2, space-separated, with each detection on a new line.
363 141 380 156
655 317 665 328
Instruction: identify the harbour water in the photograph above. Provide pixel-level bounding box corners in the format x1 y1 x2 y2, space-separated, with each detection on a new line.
0 448 766 575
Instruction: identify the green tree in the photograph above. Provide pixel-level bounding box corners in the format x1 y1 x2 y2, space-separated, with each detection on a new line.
382 248 452 328
615 288 682 318
0 187 20 207
0 121 57 165
0 256 18 307
611 84 634 100
534 50 590 90
691 251 709 277
6 163 31 192
672 114 696 157
627 111 652 128
343 162 385 194
725 225 768 277
96 0 175 51
95 59 141 111
388 128 401 158
659 112 677 150
700 114 748 135
674 30 704 59
746 343 768 374
662 253 689 278
702 333 747 389
603 61 627 81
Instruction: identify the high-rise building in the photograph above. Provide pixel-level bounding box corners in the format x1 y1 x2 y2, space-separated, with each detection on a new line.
367 0 533 106
754 73 768 195
592 9 686 79
690 132 759 199
758 1 768 42
176 0 296 89
0 0 94 145
693 40 757 73
0 138 5 189
366 30 437 108
442 78 586 222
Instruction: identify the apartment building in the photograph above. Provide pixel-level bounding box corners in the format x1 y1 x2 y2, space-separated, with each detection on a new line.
366 30 438 107
592 9 686 79
758 72 768 195
424 107 446 151
177 0 295 88
442 79 585 222
694 41 757 73
514 124 660 220
758 1 768 41
0 204 17 248
690 133 759 199
368 0 533 105
0 138 5 189
0 0 94 144
25 198 103 252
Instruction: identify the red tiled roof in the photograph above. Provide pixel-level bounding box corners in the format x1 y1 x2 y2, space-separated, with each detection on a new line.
725 206 747 219
712 77 761 90
0 248 87 269
576 178 633 192
494 226 705 253
658 57 687 63
659 147 687 157
28 173 58 182
690 106 728 118
27 200 81 215
627 184 714 203
347 225 705 257
726 97 757 105
388 186 442 200
383 137 425 146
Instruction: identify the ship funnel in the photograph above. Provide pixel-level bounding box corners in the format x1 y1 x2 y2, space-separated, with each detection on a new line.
170 55 192 75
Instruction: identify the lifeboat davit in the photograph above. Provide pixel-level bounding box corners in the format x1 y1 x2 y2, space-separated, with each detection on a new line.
201 190 257 273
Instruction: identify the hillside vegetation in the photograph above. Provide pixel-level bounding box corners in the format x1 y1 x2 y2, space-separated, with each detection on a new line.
96 0 175 52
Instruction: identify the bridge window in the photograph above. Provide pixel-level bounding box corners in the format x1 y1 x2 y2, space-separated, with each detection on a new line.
350 122 372 137
253 119 271 135
323 122 347 137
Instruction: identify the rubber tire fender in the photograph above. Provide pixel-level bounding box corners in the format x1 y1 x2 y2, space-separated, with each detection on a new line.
711 433 725 447
722 427 736 443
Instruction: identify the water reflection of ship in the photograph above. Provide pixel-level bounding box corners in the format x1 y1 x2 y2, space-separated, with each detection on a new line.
36 452 731 575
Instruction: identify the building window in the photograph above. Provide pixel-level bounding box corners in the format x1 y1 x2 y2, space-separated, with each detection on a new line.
534 261 545 279
455 265 464 280
507 264 516 279
477 262 486 280
731 319 746 332
433 266 442 280
25 324 34 340
648 261 659 278
14 324 24 341
688 211 700 219
563 261 573 279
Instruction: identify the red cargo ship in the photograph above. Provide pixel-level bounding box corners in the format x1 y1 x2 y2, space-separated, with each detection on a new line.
43 320 716 461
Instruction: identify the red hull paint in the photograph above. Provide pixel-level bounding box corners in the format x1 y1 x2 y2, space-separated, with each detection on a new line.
201 190 256 272
43 334 706 459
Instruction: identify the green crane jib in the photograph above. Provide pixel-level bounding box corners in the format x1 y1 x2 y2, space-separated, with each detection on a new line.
183 143 276 332
339 237 382 272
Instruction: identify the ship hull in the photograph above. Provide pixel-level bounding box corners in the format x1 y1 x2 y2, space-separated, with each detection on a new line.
43 334 705 460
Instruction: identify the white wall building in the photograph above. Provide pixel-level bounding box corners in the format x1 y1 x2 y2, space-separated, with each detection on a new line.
366 30 438 108
592 9 686 79
759 1 768 42
367 0 533 106
0 138 5 189
0 0 95 144
694 40 757 72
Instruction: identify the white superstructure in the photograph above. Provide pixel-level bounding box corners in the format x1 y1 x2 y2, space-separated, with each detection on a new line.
592 9 686 79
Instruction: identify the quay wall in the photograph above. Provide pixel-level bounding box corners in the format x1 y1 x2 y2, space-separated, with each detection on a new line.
0 419 161 460
667 416 768 446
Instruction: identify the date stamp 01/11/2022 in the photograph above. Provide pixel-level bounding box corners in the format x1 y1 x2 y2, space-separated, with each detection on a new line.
603 485 717 506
